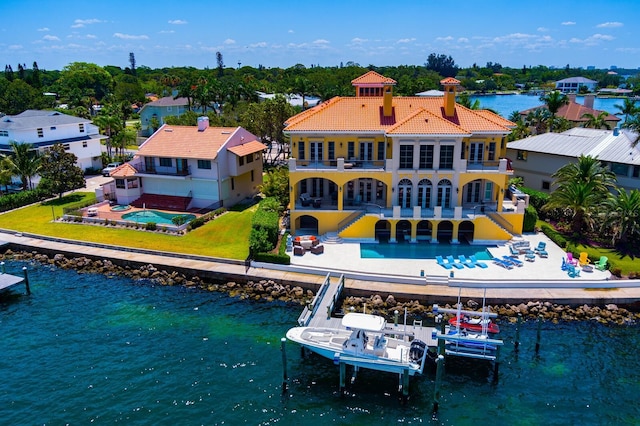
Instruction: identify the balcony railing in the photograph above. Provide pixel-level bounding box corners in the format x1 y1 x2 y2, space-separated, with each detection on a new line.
133 164 191 176
291 157 387 171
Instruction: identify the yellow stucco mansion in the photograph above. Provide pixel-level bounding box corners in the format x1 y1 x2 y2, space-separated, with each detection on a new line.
284 71 523 244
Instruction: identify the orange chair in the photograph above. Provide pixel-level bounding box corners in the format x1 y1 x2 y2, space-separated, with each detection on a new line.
578 252 590 266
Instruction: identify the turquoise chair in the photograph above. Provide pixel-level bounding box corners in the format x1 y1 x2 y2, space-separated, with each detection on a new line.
594 256 608 271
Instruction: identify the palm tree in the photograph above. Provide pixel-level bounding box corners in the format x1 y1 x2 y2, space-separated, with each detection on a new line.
545 155 616 235
601 188 640 247
525 108 552 134
614 98 638 123
0 155 14 194
581 111 612 130
540 91 569 132
6 141 41 190
93 113 122 157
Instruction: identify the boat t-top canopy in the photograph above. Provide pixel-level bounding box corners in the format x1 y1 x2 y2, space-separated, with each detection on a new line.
341 313 386 332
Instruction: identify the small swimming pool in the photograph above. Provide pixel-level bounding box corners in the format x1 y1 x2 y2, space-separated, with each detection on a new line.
360 243 494 260
110 205 131 212
121 210 196 225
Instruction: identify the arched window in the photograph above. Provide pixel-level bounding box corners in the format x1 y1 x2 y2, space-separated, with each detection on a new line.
397 178 412 208
417 179 432 208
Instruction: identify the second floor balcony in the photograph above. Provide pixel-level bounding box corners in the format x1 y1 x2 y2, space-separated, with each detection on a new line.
290 157 389 172
133 163 191 177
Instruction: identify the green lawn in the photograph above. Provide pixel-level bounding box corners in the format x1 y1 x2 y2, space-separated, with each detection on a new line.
0 193 254 260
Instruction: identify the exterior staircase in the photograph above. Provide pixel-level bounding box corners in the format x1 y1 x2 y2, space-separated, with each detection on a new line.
320 232 343 244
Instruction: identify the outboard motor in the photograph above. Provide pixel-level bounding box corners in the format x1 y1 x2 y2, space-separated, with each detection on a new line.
409 339 427 363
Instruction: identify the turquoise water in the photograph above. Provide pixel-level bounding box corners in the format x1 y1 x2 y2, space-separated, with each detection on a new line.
361 243 493 260
470 94 625 120
122 210 196 225
1 260 639 425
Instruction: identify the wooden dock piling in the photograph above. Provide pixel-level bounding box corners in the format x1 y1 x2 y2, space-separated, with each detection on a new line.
280 337 288 393
535 315 543 353
514 313 522 351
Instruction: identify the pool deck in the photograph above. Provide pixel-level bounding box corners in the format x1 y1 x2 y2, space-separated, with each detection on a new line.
84 204 200 222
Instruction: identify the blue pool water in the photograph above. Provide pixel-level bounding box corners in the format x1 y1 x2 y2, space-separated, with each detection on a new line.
1 260 639 425
361 242 494 260
121 210 195 225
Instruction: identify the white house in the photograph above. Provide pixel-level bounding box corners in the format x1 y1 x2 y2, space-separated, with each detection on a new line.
109 117 266 210
555 77 598 93
506 127 640 192
0 110 105 171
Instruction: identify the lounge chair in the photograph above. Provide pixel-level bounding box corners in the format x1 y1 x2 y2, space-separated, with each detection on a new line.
534 241 548 257
447 255 465 269
566 252 579 266
436 255 452 270
493 257 514 269
469 255 488 268
458 255 475 268
508 245 520 257
524 250 536 262
578 252 590 266
594 256 608 271
502 255 524 267
567 264 580 278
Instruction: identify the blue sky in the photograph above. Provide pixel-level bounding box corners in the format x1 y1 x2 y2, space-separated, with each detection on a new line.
1 0 639 71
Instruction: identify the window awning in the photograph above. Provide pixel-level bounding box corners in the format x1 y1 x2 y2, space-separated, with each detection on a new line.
227 140 267 157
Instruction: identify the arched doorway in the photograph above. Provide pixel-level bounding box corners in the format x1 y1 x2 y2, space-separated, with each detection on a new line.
396 220 411 243
397 179 412 208
417 179 433 208
296 215 319 236
436 179 453 208
375 220 391 242
416 220 432 243
458 220 475 244
437 220 453 243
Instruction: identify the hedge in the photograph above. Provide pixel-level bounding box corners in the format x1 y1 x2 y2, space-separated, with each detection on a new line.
540 223 567 248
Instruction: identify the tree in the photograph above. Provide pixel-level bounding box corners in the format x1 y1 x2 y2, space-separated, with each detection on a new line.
216 51 224 77
545 155 616 235
614 98 638 123
601 188 640 248
93 113 122 157
291 77 314 110
425 53 458 77
56 62 114 105
0 155 14 194
581 111 611 130
6 141 41 190
38 143 85 198
0 79 49 115
525 108 552 135
457 93 480 109
259 166 289 207
540 91 568 132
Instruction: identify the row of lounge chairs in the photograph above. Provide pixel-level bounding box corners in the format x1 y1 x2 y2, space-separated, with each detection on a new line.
436 255 488 270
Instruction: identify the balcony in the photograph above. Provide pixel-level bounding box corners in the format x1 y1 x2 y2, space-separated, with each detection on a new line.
290 157 388 172
462 158 513 174
133 164 191 177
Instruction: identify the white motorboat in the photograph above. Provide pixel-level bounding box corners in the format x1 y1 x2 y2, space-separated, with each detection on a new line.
286 312 430 376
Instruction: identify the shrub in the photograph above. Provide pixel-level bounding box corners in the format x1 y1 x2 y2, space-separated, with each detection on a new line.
253 252 290 265
187 216 207 230
145 222 157 231
523 205 538 232
171 215 190 226
541 223 567 248
0 187 53 212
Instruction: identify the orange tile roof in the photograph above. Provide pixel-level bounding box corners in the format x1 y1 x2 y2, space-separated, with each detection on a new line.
386 108 470 135
351 71 397 85
474 109 517 128
137 125 239 159
440 77 461 85
285 97 513 135
111 162 138 178
519 102 620 123
227 140 267 156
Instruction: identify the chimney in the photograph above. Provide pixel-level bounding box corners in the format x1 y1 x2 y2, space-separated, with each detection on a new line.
568 93 577 103
613 127 619 136
440 78 459 117
584 94 595 109
383 84 393 117
197 116 209 131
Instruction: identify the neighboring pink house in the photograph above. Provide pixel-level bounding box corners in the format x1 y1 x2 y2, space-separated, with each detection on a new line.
108 117 266 211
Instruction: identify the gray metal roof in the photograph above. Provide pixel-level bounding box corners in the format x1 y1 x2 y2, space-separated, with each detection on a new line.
0 110 91 130
556 76 598 84
507 128 640 165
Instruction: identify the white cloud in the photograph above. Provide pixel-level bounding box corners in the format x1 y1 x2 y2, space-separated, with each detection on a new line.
570 33 615 45
72 18 102 28
168 19 187 25
596 21 623 28
561 21 576 25
351 37 368 44
37 27 49 32
435 36 454 42
288 29 294 34
397 37 416 43
458 37 469 43
313 39 329 45
159 30 175 34
43 35 60 41
113 33 149 40
249 42 268 48
9 44 23 50
537 27 548 32
224 38 236 45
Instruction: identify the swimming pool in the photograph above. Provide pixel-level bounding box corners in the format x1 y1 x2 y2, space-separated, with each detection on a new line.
360 242 494 260
121 210 196 225
110 204 131 212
